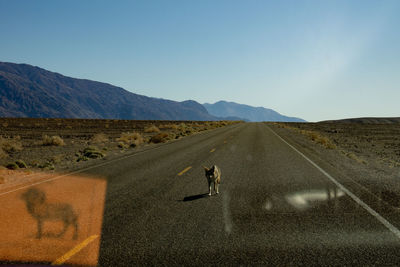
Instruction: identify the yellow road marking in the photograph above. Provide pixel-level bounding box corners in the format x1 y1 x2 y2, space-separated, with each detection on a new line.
51 235 99 265
178 166 192 176
210 148 216 153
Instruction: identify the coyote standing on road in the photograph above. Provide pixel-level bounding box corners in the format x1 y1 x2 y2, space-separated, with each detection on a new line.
203 165 221 196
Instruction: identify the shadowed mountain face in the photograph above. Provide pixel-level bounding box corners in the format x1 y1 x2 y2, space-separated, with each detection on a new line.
203 101 306 122
0 62 217 120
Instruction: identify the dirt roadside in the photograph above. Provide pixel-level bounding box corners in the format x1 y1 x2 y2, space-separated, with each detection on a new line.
0 118 241 175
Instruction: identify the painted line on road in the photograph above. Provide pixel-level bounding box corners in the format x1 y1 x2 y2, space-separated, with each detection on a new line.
178 166 192 176
210 148 216 153
51 235 98 265
267 126 400 241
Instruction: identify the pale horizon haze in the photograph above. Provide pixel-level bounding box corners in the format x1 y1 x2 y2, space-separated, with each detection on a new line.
1 0 399 122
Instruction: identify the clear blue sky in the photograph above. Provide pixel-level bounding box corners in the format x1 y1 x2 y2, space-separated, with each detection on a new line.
1 0 399 122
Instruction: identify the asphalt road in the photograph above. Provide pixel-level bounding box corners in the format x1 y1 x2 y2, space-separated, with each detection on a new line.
76 122 400 266
10 122 399 266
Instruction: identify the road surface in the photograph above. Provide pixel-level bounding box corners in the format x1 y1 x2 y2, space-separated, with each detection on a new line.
90 122 400 266
3 122 400 266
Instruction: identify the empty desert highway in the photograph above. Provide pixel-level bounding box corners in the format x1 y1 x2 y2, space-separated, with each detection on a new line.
78 122 400 266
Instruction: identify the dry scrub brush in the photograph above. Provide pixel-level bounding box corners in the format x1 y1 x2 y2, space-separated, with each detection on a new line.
0 136 23 158
341 151 367 164
144 125 160 133
149 132 169 143
280 125 336 149
158 124 178 130
116 132 144 147
299 130 336 149
91 133 108 143
42 135 65 146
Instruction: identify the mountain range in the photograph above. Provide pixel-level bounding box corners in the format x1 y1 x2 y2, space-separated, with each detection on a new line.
0 62 305 122
203 101 306 122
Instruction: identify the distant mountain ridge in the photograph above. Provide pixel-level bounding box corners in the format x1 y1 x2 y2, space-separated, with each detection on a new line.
203 101 306 122
0 62 217 120
0 62 305 122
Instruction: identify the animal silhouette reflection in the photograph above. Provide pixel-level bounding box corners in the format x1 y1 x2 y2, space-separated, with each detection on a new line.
21 188 78 239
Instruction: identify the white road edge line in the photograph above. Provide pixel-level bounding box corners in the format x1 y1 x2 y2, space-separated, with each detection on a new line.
267 125 400 240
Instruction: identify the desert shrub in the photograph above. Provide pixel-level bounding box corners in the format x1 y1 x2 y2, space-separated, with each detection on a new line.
161 124 179 130
91 133 108 143
76 146 105 162
6 162 19 170
150 132 169 143
307 132 336 149
51 155 63 164
0 136 23 154
286 127 336 150
42 135 65 146
15 160 27 168
325 141 337 150
118 142 129 149
144 125 160 133
168 133 176 140
38 161 55 170
206 122 217 129
83 146 105 159
309 132 319 141
159 124 179 130
178 123 187 131
344 151 366 164
184 127 194 134
76 156 89 162
116 132 143 147
30 160 40 168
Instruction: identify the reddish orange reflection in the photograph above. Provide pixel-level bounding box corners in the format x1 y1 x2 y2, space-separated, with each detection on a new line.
0 170 106 266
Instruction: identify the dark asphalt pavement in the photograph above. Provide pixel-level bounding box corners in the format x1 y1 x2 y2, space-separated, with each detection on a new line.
84 123 400 266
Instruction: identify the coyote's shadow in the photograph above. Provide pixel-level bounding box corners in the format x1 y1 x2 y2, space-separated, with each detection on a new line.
20 187 78 240
182 193 209 202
